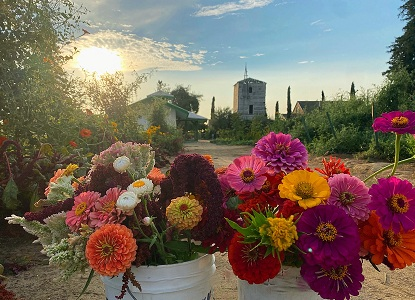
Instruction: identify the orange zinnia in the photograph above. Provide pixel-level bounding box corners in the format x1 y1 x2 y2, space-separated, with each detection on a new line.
360 211 415 269
147 167 166 185
85 224 137 276
44 169 66 196
79 128 92 138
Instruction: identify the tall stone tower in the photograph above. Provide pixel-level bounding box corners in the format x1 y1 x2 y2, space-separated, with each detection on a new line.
233 66 266 120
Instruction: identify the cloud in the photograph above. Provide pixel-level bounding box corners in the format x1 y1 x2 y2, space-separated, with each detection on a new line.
310 19 322 26
194 0 274 17
298 60 315 64
64 30 205 73
239 56 248 59
254 53 264 57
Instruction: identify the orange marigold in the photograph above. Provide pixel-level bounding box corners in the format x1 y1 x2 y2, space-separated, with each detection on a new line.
202 154 214 165
360 211 415 269
85 224 137 276
79 128 92 138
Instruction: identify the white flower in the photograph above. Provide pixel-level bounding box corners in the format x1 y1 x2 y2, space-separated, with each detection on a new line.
142 217 152 226
127 178 154 196
116 191 140 214
113 156 131 173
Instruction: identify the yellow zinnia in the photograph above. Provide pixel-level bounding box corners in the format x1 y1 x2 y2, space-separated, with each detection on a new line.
260 215 298 251
166 195 203 231
279 169 330 209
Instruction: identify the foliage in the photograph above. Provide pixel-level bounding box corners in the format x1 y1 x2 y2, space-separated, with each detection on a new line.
286 86 292 119
385 0 415 83
0 0 87 153
76 71 150 119
170 85 201 113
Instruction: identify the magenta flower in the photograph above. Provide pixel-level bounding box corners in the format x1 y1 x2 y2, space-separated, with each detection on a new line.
327 174 371 223
66 191 101 231
301 255 364 300
296 205 360 268
225 155 268 193
89 187 126 228
368 176 415 233
372 110 415 134
252 132 308 173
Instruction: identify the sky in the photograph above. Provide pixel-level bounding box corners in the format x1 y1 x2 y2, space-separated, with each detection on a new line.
65 0 406 119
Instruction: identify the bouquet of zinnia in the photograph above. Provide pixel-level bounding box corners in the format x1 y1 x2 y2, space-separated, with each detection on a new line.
5 141 227 299
217 110 415 300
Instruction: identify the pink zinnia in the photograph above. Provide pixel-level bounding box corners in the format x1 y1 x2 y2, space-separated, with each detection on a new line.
368 176 415 233
66 191 101 232
372 110 415 134
225 155 268 193
89 187 125 228
252 132 308 174
328 174 371 223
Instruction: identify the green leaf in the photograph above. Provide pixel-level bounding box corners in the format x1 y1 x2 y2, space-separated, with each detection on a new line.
2 178 20 210
77 269 94 299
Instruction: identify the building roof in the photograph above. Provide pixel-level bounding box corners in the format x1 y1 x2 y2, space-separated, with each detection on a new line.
235 77 266 85
166 102 207 122
295 100 321 112
146 91 174 99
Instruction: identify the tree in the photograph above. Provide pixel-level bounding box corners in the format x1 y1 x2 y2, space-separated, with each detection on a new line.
385 1 415 81
210 96 215 120
321 90 325 102
170 85 201 113
350 82 356 98
287 86 292 119
0 0 87 148
275 101 279 119
156 80 170 92
79 71 148 119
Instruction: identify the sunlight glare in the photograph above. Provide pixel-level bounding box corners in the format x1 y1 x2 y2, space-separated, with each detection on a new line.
77 47 122 75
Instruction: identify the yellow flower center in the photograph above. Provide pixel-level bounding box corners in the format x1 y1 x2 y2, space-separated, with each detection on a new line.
339 192 355 205
275 143 290 152
295 181 314 199
75 202 87 216
323 265 348 280
100 243 114 257
240 168 255 183
316 222 337 242
391 116 409 128
383 229 403 247
388 194 409 214
64 163 78 176
103 201 115 212
133 180 145 188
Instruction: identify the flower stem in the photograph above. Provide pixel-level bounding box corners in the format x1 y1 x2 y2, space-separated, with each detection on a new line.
389 134 401 178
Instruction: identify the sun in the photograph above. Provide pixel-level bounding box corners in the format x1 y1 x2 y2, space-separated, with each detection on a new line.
77 47 122 76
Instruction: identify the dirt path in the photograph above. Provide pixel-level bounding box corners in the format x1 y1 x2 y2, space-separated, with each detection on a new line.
2 140 415 299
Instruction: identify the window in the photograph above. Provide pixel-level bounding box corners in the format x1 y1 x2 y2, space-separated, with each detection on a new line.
249 105 253 114
248 87 253 93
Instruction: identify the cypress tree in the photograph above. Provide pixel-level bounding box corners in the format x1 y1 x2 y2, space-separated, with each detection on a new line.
287 86 292 119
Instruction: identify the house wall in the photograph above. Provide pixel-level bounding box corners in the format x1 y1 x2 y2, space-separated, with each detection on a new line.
233 78 266 120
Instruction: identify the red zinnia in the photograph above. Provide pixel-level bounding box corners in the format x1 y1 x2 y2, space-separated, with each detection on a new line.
315 156 350 179
228 233 283 284
85 223 137 276
80 128 92 138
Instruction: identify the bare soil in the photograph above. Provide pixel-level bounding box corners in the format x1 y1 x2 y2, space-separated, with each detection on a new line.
2 140 415 299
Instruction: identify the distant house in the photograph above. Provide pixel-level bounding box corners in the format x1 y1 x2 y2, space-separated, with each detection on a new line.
130 91 207 140
292 100 322 115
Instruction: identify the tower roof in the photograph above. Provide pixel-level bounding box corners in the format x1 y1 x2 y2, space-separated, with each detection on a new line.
235 77 266 85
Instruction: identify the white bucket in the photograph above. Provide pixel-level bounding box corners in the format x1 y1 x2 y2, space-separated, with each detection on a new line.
101 254 215 300
238 266 322 300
